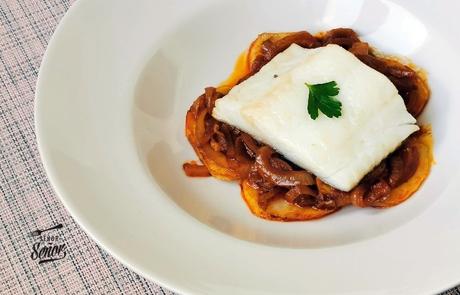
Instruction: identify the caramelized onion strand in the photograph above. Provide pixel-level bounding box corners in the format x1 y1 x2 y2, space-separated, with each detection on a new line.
255 146 314 187
183 162 211 177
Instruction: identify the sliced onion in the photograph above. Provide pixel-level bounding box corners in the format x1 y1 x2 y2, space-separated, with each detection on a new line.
255 146 314 186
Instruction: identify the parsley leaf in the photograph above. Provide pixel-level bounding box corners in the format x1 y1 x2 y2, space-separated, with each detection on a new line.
305 81 342 120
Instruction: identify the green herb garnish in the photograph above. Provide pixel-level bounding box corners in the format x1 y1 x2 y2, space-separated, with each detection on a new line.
305 81 342 120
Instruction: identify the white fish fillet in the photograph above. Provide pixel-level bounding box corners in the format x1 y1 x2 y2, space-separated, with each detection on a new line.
212 44 418 191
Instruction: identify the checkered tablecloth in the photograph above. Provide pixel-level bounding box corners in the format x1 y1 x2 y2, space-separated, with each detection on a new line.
0 1 458 294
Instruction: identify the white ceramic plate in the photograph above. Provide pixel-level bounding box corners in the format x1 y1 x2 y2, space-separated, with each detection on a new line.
36 0 460 294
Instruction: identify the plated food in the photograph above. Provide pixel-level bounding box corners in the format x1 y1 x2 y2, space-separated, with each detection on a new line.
184 28 433 221
37 0 460 292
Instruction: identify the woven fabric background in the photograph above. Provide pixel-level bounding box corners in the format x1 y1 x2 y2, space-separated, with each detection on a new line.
0 0 458 294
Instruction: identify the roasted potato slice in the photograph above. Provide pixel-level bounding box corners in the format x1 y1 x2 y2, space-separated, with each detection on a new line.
241 180 335 221
247 32 295 66
373 127 433 208
185 97 240 181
